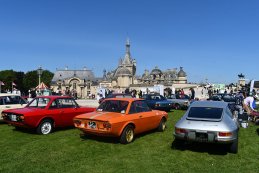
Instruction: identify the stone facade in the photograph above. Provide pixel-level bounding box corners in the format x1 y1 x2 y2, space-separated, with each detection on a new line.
50 39 189 97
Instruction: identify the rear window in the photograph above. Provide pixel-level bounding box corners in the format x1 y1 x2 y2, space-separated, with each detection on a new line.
188 107 223 120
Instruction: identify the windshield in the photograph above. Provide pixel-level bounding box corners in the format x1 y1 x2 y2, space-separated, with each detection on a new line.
97 100 129 113
27 98 50 109
188 107 223 120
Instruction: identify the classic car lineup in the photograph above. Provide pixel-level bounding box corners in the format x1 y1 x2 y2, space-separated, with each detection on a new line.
1 96 95 134
1 94 245 153
74 98 168 144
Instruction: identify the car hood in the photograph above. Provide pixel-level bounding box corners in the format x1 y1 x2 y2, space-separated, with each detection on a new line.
2 107 44 115
75 111 123 121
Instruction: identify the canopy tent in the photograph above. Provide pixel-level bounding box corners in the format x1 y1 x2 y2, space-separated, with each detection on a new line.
36 82 49 90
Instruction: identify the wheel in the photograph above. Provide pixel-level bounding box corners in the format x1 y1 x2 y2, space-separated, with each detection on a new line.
157 118 166 132
174 104 180 110
37 119 53 135
229 138 238 154
120 125 134 144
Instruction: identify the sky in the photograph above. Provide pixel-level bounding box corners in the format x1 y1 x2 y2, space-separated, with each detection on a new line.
0 0 258 84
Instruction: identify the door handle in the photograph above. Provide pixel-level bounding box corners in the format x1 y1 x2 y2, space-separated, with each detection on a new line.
139 115 142 118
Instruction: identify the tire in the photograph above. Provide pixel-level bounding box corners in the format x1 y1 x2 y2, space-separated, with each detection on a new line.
157 118 166 132
36 119 53 135
229 138 238 154
120 125 134 144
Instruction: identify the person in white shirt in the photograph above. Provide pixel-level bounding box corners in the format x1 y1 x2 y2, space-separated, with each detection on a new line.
243 95 258 114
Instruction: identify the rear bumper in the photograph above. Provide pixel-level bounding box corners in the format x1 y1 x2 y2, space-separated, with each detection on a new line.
76 127 118 137
174 132 237 144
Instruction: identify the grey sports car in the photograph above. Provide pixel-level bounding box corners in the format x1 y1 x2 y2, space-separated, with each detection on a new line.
174 101 239 153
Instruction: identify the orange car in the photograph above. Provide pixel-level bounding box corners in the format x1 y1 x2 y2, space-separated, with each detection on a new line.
74 98 168 144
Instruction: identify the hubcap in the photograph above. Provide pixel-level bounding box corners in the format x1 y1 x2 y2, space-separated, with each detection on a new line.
162 121 166 130
41 122 52 134
126 128 134 142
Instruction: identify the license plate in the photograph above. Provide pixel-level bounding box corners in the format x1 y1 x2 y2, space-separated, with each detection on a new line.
80 123 85 128
10 114 17 121
88 121 96 129
196 132 208 142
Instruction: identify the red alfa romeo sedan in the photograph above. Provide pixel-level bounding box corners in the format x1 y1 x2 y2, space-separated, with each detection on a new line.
1 96 96 135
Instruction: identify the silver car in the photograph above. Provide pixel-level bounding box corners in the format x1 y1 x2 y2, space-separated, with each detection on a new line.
174 101 239 153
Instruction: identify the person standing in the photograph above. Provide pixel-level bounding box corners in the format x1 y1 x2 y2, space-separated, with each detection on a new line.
243 94 258 115
190 88 195 100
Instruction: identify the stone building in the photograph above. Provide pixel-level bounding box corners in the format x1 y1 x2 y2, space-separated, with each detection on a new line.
51 39 190 97
51 67 100 98
104 39 137 90
137 66 187 86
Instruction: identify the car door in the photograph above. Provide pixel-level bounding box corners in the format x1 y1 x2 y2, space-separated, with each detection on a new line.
58 98 80 126
47 99 63 126
128 100 157 133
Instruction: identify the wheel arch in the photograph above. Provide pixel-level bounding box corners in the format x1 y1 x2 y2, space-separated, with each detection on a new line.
37 117 55 127
119 122 136 136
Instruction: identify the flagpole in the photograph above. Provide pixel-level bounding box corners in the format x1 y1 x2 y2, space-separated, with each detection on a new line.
12 82 13 93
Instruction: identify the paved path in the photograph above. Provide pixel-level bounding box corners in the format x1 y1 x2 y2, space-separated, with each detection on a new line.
76 99 99 107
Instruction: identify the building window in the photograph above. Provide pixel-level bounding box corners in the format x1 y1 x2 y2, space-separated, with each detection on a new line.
87 83 90 89
73 83 76 90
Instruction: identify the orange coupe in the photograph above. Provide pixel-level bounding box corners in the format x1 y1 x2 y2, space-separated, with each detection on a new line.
74 98 168 144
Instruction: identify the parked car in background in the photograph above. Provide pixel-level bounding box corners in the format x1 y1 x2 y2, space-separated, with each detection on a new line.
2 96 95 134
142 94 173 112
174 101 239 153
0 93 27 121
74 98 168 144
98 93 132 104
208 94 236 102
167 94 190 110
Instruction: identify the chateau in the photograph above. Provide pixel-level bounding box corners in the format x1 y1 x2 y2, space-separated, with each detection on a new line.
50 39 188 98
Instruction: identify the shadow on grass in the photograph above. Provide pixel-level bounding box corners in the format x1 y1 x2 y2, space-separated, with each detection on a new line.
11 126 75 135
79 128 162 144
79 133 119 144
171 139 229 155
256 128 259 136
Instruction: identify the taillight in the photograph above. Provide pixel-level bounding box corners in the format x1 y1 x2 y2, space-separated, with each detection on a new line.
218 132 232 137
155 103 160 107
74 119 81 126
175 127 187 134
103 122 111 129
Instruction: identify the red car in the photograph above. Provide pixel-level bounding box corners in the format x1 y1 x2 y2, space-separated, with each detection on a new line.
1 96 95 135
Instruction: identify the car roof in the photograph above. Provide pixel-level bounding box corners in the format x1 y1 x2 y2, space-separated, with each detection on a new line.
190 101 228 108
104 98 143 102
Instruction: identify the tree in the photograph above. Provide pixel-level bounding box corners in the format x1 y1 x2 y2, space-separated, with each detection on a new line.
41 70 54 87
0 70 16 92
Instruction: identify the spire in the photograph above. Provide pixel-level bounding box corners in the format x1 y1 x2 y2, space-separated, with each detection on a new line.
126 38 130 54
123 38 131 65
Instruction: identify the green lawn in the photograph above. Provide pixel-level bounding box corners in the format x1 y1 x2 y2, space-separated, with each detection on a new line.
1 110 259 173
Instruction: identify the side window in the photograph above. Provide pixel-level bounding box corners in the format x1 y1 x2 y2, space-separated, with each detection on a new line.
129 101 151 114
129 102 137 114
49 100 59 109
58 99 76 108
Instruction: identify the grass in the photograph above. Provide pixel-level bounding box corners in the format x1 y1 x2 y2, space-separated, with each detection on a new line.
0 110 259 173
